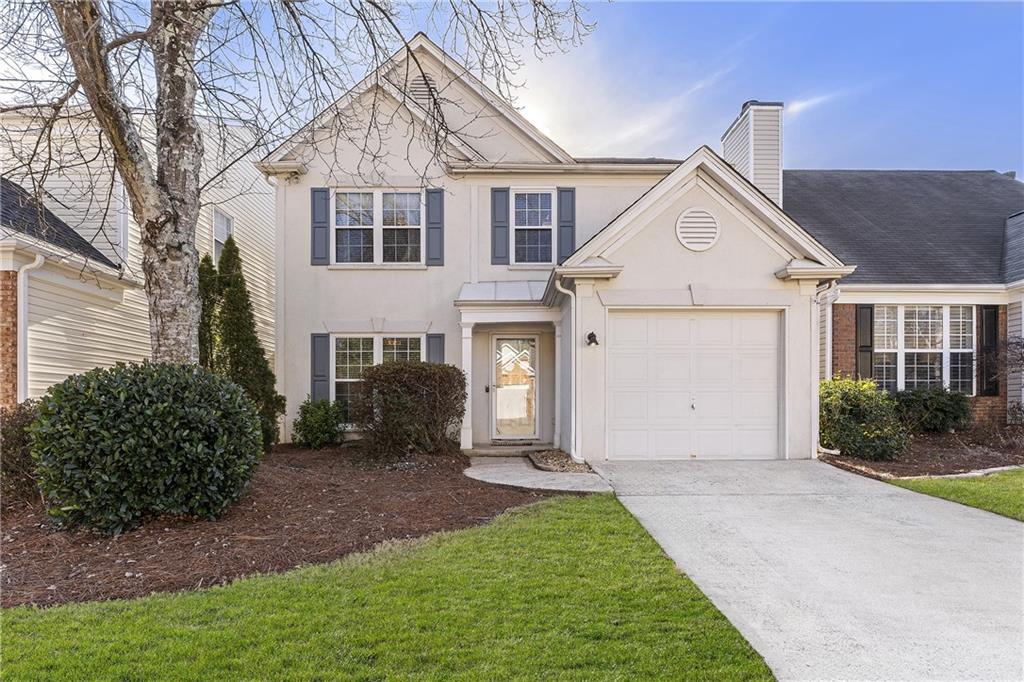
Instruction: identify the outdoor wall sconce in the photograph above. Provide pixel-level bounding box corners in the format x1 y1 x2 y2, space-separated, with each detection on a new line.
586 332 599 346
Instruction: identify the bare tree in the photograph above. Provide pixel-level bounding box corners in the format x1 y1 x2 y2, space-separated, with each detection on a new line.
0 0 591 363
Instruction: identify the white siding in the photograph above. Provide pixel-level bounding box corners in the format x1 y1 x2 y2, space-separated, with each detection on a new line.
721 112 750 178
26 267 149 397
819 299 829 379
751 107 782 205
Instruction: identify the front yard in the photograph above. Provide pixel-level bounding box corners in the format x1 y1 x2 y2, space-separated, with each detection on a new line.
2 495 772 680
893 470 1024 521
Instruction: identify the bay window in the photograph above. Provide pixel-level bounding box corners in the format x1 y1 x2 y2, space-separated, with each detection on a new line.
871 305 975 395
332 334 426 421
512 190 554 264
333 189 424 265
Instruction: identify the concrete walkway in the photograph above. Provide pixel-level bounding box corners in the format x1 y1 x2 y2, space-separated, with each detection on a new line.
464 457 612 492
593 460 1024 682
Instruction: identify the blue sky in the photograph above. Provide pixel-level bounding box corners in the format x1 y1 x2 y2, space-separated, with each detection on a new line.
509 2 1023 174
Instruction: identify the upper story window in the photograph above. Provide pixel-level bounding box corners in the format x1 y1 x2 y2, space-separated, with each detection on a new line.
872 304 975 395
334 189 423 265
213 208 233 262
512 190 553 264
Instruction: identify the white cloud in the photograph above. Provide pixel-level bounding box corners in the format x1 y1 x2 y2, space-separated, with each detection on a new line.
787 92 842 118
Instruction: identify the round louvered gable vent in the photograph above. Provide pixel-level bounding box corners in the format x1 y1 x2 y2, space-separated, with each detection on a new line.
675 208 720 252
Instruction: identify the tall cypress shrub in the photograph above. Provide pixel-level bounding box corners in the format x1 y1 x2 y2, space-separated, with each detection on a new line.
198 254 219 370
216 236 285 450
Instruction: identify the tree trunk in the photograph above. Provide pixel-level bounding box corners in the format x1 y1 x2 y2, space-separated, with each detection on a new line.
50 0 213 364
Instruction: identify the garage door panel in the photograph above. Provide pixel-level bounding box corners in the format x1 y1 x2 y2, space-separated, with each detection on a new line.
609 390 648 421
607 310 780 460
610 315 648 346
609 353 647 384
651 391 691 421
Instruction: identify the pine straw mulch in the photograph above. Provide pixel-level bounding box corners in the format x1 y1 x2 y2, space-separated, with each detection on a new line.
821 426 1024 479
0 445 559 609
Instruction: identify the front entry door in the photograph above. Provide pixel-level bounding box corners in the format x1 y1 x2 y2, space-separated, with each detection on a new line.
492 336 539 440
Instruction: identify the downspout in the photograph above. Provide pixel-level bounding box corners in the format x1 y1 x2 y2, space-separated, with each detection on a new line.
553 275 583 463
814 280 840 457
17 254 45 402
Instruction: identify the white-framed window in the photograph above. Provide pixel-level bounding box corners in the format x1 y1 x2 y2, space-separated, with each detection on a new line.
213 208 233 262
871 304 975 395
330 334 426 421
511 189 555 264
332 189 424 265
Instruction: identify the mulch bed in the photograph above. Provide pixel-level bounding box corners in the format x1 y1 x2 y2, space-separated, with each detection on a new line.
528 450 593 474
0 446 558 609
822 428 1024 479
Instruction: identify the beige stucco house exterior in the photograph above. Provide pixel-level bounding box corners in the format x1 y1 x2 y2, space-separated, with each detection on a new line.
261 34 1022 462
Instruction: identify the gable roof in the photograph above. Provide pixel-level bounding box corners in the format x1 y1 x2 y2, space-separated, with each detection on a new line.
783 170 1024 285
563 146 849 276
1 177 117 268
262 33 574 168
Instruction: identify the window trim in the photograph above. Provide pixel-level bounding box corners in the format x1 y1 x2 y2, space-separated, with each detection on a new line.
328 332 427 406
872 304 976 396
509 187 557 265
213 207 234 261
329 188 426 267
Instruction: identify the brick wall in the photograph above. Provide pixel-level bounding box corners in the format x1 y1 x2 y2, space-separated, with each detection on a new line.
0 271 16 408
831 303 857 378
830 302 1009 425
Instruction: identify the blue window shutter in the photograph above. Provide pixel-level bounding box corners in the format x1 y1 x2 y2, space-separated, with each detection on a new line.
311 188 329 265
311 333 330 401
426 333 445 363
491 187 509 264
557 187 575 264
426 188 444 266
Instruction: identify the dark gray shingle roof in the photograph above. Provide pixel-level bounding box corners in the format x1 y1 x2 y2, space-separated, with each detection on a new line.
783 170 1024 284
0 176 117 268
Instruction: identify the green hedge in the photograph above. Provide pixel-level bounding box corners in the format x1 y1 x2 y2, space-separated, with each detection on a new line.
32 363 263 534
820 378 908 461
894 387 972 433
352 361 466 459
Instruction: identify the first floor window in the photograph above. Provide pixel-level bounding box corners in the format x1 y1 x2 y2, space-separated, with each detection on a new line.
334 337 373 421
871 304 976 395
513 191 553 263
335 192 374 263
334 335 425 421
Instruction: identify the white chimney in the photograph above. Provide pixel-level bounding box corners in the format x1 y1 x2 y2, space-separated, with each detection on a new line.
721 100 784 205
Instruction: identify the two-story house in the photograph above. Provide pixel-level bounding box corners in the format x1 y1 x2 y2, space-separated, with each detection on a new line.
259 34 1022 462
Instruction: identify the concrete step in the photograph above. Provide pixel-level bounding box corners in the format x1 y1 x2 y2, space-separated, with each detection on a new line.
465 443 554 457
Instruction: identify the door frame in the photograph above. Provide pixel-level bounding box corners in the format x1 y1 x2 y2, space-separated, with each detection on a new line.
602 306 787 460
490 333 542 441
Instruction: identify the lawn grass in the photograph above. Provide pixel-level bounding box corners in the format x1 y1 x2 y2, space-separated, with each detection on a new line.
1 495 772 680
893 469 1024 522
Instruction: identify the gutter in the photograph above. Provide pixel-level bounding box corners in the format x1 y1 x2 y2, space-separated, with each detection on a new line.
553 275 583 464
17 254 45 402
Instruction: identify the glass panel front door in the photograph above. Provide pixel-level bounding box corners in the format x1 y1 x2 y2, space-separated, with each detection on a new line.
494 337 538 438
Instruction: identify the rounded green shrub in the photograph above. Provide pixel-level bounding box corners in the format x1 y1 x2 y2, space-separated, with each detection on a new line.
32 363 263 534
820 378 909 461
894 387 972 433
292 397 343 449
352 361 467 459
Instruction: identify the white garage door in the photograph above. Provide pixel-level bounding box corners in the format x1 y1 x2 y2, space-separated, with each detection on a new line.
607 310 781 460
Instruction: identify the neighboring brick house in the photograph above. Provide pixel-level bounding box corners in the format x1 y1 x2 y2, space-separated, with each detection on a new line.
791 172 1024 424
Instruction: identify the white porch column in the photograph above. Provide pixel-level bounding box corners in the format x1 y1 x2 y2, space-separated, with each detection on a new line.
460 321 474 449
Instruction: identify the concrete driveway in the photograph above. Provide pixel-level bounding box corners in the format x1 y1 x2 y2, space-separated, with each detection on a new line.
592 460 1024 682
